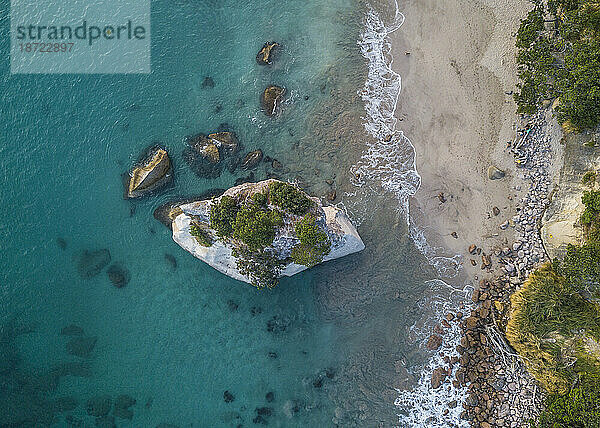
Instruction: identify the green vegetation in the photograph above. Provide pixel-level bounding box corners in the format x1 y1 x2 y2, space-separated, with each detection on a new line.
514 0 600 130
291 215 331 267
539 374 600 427
233 248 284 290
233 203 276 251
506 263 600 393
189 222 213 247
582 171 597 186
268 181 314 215
209 196 239 237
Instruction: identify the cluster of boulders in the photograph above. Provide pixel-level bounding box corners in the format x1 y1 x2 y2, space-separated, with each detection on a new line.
449 111 556 427
74 248 130 288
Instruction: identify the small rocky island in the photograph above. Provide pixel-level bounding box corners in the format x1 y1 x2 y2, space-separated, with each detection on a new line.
157 180 364 288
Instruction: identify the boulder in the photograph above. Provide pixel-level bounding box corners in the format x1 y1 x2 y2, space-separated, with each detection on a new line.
76 249 111 279
124 146 173 199
256 42 279 65
426 334 443 350
201 76 215 89
487 166 505 180
182 134 223 178
241 150 263 170
431 367 447 389
165 179 365 286
208 132 240 155
261 85 285 116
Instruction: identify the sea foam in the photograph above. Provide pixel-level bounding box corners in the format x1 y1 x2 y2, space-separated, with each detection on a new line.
354 2 469 426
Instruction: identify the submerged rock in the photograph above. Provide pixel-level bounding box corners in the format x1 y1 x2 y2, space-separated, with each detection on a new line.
201 76 215 89
183 132 242 179
163 179 365 287
76 249 111 279
61 324 84 336
164 253 177 269
123 146 173 199
241 150 263 170
57 237 67 250
86 395 111 417
261 85 285 116
256 42 279 65
223 390 235 403
114 394 136 420
107 263 130 288
66 336 97 357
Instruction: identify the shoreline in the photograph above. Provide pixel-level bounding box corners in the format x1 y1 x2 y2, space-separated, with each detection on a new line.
381 0 566 426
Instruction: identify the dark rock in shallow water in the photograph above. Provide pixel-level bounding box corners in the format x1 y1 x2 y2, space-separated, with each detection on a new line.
312 375 324 388
183 134 222 178
86 395 111 417
66 415 83 427
76 249 111 279
265 391 275 402
66 336 97 358
61 324 84 336
261 86 285 116
227 300 239 311
107 263 130 288
256 42 279 65
123 145 173 199
201 76 215 89
153 190 226 229
164 253 177 269
325 367 336 379
223 390 235 403
266 315 289 333
256 407 273 416
51 396 78 412
267 351 278 359
253 415 268 425
251 306 262 316
234 172 255 186
115 394 136 409
113 406 133 420
241 150 263 170
57 237 67 250
95 415 116 428
208 132 240 155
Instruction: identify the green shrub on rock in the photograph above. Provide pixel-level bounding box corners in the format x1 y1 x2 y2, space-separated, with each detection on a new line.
209 196 239 237
291 214 331 267
233 248 284 289
233 204 275 251
583 171 597 186
268 182 314 215
189 223 213 247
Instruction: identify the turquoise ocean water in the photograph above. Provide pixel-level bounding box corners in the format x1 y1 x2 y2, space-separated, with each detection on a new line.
0 0 453 426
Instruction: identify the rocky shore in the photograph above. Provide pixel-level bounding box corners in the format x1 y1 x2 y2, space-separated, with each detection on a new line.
444 109 564 427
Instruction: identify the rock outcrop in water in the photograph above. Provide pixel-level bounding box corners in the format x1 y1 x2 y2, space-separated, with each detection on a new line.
123 146 173 199
261 86 285 116
183 132 242 178
159 179 364 288
256 42 279 65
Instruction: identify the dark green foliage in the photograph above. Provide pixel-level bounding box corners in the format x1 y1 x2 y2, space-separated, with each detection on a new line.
269 209 284 227
209 196 239 237
234 248 284 289
539 374 600 427
516 8 544 49
582 171 597 186
581 190 600 227
268 182 314 215
557 242 600 291
233 204 275 251
291 215 331 267
251 191 268 207
189 223 213 247
555 41 600 130
514 1 600 129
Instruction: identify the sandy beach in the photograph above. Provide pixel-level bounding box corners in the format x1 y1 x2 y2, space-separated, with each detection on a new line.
390 0 532 280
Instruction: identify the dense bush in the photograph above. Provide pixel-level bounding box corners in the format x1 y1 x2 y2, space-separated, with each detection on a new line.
539 374 600 427
232 204 276 251
268 182 314 215
209 196 239 237
514 0 600 129
582 171 596 186
189 222 213 247
291 215 331 267
234 248 284 289
506 263 600 393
